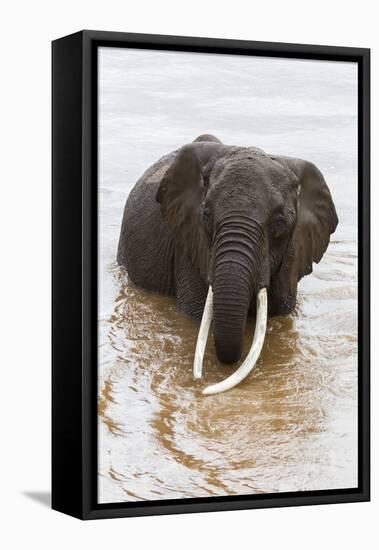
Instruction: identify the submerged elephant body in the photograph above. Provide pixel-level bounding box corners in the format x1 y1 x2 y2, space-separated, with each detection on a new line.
117 135 338 391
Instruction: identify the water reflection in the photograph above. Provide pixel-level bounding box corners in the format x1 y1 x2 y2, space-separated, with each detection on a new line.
98 254 357 501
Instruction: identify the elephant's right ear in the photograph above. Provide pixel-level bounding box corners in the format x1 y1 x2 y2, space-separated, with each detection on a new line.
156 145 210 278
282 157 338 281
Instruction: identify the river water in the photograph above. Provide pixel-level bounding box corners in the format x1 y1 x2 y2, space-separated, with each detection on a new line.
98 48 358 503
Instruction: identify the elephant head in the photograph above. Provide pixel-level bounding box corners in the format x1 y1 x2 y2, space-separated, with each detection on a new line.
156 138 338 394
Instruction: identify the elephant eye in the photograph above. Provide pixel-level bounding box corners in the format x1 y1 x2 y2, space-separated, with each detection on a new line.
201 203 210 219
201 203 212 233
272 215 287 238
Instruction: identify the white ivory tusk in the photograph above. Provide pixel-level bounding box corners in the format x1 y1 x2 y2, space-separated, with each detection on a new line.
193 287 213 380
202 288 267 395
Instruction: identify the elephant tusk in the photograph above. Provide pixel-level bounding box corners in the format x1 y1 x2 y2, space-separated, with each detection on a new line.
202 288 267 395
193 286 213 380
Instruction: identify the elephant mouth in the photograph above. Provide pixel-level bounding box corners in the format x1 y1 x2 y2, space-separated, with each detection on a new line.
193 287 268 395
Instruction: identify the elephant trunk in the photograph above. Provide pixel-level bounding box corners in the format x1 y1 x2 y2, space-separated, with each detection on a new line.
213 274 250 363
212 216 264 364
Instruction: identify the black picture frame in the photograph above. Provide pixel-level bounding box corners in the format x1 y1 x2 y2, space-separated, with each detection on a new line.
52 30 370 520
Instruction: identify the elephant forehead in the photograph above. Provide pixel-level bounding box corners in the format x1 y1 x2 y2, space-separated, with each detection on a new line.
210 152 281 186
207 155 298 212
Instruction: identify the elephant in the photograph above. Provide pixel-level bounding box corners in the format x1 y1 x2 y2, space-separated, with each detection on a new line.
117 134 338 395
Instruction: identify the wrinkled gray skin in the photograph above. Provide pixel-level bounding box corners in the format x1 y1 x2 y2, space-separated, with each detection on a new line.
117 134 338 364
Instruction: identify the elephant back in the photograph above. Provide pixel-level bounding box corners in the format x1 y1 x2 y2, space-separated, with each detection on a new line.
117 151 177 294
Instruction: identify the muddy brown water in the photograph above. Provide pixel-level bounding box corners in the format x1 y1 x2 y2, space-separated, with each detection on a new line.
98 48 358 502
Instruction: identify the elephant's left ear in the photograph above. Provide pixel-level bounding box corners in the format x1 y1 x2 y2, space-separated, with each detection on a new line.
274 156 338 281
156 144 210 278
